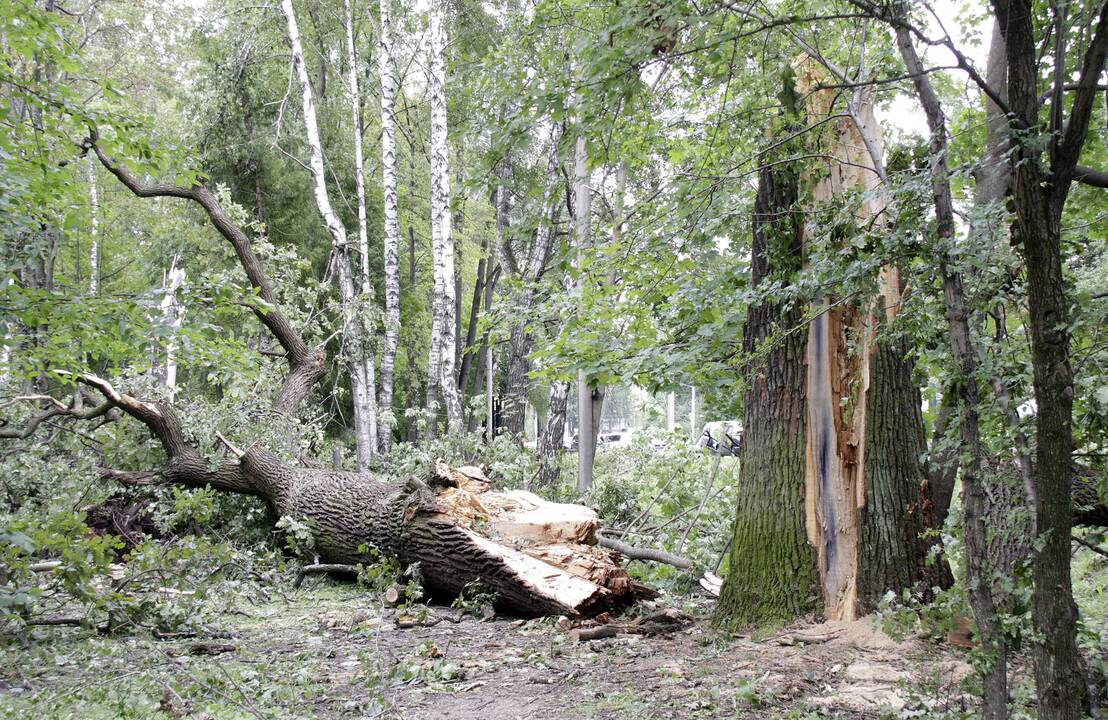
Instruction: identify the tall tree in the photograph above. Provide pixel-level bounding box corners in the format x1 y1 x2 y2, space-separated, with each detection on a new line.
501 127 564 437
426 0 462 428
716 161 816 625
574 129 594 492
344 0 381 466
892 7 1006 714
988 1 1108 714
281 0 378 466
377 0 401 450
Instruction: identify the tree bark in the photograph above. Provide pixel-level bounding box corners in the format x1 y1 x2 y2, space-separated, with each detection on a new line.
574 129 594 492
378 0 401 452
716 163 818 627
795 57 946 621
87 154 98 295
71 372 651 617
427 0 462 428
893 13 1007 716
535 380 569 488
501 128 564 437
343 0 381 467
990 2 1108 715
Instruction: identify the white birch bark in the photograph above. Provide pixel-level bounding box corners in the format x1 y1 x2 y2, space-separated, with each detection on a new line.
88 154 99 295
343 0 381 463
377 0 401 450
159 255 185 401
428 0 462 426
282 0 378 467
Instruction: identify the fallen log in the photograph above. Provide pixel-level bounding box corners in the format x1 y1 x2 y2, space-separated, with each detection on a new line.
197 449 654 617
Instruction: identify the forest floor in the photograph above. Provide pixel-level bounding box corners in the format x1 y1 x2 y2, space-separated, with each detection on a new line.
0 582 982 720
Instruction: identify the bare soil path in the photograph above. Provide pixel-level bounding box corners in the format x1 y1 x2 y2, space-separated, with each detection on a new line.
0 584 975 719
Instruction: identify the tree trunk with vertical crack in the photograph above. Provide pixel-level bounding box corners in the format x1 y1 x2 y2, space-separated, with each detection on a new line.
716 162 817 627
796 57 943 621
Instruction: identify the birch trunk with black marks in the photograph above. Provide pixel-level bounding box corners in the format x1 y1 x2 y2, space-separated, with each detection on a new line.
716 163 818 627
87 154 98 295
535 379 569 488
154 255 185 401
377 0 401 451
282 0 378 467
426 0 462 428
795 57 942 621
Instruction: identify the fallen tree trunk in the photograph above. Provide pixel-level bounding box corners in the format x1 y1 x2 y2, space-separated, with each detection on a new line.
67 374 654 618
243 453 654 616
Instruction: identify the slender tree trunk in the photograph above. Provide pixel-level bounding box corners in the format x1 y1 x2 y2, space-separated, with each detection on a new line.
457 231 488 398
574 130 594 493
377 0 401 452
87 154 98 295
344 0 380 467
716 163 816 626
895 16 1008 715
155 255 186 402
989 2 1108 714
535 379 569 488
427 0 462 427
282 0 377 466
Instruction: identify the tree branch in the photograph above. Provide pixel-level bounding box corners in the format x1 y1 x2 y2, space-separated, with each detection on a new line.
1074 165 1108 189
1054 0 1108 187
86 130 325 414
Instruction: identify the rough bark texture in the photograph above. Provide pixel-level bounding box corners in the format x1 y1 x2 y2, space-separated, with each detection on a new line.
716 164 817 628
990 2 1108 715
501 129 563 437
73 374 651 617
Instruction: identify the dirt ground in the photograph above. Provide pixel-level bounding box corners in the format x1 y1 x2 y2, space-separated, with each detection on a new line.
0 583 979 719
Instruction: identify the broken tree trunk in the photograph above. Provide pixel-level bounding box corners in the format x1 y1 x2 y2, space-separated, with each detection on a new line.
797 58 944 621
73 373 650 617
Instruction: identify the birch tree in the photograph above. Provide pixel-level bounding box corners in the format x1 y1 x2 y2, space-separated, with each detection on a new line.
87 155 98 295
281 0 378 467
377 0 401 451
426 0 462 427
343 0 382 463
